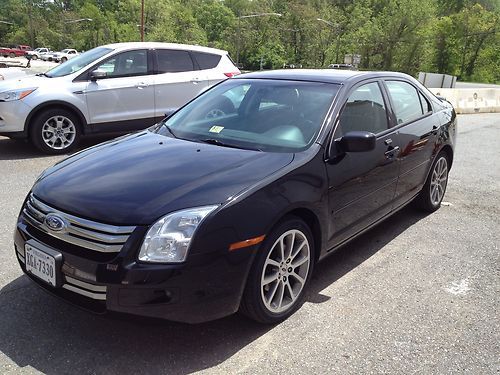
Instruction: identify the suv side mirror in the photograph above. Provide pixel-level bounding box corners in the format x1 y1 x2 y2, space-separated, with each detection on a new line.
338 131 376 153
90 69 107 81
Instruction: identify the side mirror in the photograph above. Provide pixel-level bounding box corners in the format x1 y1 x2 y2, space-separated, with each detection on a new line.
338 131 376 153
90 69 107 81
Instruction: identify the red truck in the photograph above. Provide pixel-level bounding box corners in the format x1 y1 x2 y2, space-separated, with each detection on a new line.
0 45 32 58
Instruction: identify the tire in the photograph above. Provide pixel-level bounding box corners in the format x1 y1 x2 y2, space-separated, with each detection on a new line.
240 216 314 324
9 52 15 58
61 57 67 63
414 151 450 212
31 55 38 60
30 108 81 154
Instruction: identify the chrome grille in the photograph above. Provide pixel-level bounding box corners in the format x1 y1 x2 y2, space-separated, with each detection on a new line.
16 247 106 301
23 194 136 253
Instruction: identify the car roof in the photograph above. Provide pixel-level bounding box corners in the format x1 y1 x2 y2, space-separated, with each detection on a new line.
235 69 414 84
100 42 228 55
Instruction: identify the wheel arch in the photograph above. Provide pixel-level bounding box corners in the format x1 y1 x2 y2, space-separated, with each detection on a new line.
270 207 323 265
24 101 88 138
439 144 454 168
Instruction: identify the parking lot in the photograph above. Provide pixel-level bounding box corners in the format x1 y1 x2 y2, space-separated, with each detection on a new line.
0 113 498 374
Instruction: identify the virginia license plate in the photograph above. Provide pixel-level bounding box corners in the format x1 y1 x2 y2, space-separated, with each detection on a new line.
25 244 56 287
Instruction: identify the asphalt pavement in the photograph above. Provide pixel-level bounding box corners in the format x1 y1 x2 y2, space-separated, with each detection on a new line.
0 114 498 374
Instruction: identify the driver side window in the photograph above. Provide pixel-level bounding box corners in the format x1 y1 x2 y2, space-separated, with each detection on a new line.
337 82 388 135
95 50 148 78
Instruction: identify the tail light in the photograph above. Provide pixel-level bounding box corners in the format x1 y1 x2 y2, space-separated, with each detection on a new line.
224 72 240 78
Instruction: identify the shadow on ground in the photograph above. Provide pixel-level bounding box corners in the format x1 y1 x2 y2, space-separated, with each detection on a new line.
0 135 119 161
0 206 427 374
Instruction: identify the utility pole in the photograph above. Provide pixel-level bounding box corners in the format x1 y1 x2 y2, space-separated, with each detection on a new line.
140 0 145 42
27 1 35 48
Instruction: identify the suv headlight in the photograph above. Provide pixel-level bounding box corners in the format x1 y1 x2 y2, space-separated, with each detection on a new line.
0 88 37 102
138 206 218 263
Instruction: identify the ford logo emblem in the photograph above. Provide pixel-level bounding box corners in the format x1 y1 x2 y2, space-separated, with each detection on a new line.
44 213 67 232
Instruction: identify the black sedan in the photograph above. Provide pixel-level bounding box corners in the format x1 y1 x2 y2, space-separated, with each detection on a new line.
14 70 456 323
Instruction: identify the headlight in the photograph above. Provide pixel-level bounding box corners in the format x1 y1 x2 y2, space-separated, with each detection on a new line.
0 88 37 102
138 206 218 263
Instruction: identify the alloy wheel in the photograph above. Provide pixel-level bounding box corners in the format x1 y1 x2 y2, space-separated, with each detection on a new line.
260 229 311 314
41 115 77 150
430 157 448 206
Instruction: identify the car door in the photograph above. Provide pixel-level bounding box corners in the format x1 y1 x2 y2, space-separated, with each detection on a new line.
85 49 156 128
153 49 209 120
326 80 401 247
383 80 439 207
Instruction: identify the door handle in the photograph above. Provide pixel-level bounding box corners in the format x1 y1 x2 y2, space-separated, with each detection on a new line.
384 146 400 159
135 82 149 89
384 138 393 146
191 77 201 84
432 125 439 135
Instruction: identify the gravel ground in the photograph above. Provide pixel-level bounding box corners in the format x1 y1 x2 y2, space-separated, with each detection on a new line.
0 113 498 374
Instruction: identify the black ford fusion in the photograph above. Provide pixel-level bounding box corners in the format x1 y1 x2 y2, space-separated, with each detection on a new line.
15 70 456 324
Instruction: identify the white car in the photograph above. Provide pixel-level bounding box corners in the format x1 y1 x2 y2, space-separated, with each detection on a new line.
25 48 52 60
0 42 240 153
51 49 79 63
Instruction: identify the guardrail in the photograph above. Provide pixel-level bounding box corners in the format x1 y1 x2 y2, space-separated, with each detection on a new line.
429 88 500 114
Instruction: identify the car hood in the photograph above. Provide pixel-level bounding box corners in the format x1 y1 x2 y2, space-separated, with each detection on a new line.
32 131 294 225
0 74 48 90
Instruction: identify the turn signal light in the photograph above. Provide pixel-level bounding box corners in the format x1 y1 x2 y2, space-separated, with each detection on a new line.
229 235 266 251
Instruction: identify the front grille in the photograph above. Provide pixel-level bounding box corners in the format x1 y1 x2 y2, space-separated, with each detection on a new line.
23 194 136 254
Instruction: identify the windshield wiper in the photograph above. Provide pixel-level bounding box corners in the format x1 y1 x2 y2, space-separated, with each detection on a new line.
199 138 262 152
36 73 51 78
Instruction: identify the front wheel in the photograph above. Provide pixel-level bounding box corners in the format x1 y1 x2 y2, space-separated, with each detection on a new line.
31 55 38 60
9 52 15 58
30 109 81 154
61 57 67 63
240 217 314 324
414 152 450 212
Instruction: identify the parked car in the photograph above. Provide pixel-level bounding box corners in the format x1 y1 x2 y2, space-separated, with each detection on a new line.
328 63 355 70
0 42 240 153
25 47 52 60
51 48 79 63
40 49 77 62
0 44 32 58
14 69 456 324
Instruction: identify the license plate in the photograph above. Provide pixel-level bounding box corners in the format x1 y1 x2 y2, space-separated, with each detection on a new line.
25 244 56 287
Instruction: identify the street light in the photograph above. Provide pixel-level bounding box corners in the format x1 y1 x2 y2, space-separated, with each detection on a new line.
315 18 342 65
236 12 282 65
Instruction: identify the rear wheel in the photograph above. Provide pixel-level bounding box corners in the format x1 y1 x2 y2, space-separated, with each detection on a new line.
9 52 15 58
30 108 81 154
414 152 450 212
31 55 38 60
240 217 314 324
61 57 67 63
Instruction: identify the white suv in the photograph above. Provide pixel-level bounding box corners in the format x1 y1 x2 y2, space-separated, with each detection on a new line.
0 42 240 153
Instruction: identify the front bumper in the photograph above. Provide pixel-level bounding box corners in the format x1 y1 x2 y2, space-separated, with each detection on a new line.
0 99 31 134
14 213 255 324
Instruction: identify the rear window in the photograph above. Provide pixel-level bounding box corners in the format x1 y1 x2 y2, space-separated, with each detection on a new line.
192 52 221 70
156 49 194 73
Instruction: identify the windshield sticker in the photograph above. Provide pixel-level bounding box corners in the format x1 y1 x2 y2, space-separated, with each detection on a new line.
209 126 224 133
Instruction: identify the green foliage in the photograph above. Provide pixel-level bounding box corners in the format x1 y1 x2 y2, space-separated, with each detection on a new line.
0 0 498 83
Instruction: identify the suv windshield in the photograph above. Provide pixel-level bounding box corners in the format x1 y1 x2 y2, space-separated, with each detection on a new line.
45 47 112 78
155 79 339 153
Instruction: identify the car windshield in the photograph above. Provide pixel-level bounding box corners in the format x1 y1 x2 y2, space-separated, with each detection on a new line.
45 47 112 78
154 79 339 153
